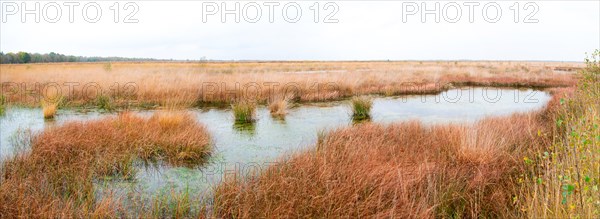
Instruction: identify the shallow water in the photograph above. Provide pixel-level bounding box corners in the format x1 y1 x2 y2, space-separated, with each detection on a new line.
0 88 551 207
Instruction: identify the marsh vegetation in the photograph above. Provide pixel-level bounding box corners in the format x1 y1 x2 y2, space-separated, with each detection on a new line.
351 96 373 120
232 101 257 123
0 58 597 218
0 61 580 109
0 112 211 217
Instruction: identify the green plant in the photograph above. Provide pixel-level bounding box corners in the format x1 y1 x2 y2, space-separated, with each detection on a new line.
351 96 373 120
0 95 5 114
96 95 113 110
150 188 194 218
232 101 256 123
520 49 600 218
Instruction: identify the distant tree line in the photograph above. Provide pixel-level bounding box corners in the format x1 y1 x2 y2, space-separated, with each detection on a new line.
0 51 161 64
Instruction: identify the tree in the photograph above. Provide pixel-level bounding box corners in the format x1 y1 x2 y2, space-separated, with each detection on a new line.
0 51 163 64
17 52 31 63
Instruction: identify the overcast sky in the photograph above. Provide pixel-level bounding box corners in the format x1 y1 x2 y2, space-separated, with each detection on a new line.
1 1 598 61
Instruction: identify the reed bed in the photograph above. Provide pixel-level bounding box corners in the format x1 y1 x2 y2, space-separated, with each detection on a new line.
0 61 580 108
0 112 211 218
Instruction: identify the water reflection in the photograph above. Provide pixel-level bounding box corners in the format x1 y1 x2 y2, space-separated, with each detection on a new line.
233 122 256 136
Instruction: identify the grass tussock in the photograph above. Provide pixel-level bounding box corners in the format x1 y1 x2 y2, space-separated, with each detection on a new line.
42 94 62 119
269 97 288 117
0 112 211 218
156 111 187 130
232 101 257 123
351 96 373 120
519 50 600 218
213 109 553 218
96 95 113 110
42 101 57 119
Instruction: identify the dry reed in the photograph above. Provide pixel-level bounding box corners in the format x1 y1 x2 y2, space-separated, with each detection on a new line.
213 104 557 218
269 97 288 117
0 61 580 108
0 60 588 218
42 101 57 119
0 112 211 218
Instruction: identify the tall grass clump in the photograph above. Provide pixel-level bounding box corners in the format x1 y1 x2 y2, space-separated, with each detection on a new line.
232 101 256 123
351 96 372 120
0 112 211 217
520 50 600 218
269 97 288 117
41 98 59 119
214 109 552 218
96 95 113 110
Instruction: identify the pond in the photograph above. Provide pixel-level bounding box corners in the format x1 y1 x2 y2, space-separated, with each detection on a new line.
0 87 551 210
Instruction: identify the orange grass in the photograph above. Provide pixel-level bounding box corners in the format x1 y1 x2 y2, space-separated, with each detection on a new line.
0 112 211 218
268 97 288 117
0 61 580 108
42 102 57 119
0 61 584 218
213 98 562 218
